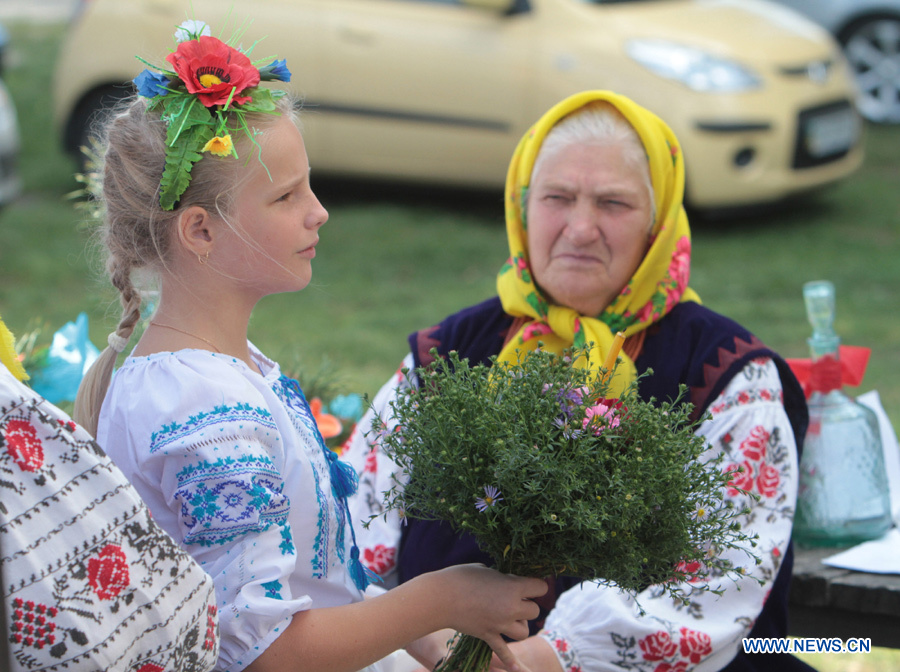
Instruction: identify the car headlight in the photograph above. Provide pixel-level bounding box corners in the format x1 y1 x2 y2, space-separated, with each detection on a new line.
626 39 762 92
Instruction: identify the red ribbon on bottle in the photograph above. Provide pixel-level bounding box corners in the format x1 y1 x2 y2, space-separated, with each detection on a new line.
785 345 871 399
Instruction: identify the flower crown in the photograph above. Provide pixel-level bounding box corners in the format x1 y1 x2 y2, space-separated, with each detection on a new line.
132 20 292 210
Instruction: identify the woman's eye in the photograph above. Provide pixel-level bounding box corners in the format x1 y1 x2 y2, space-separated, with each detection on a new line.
276 191 292 202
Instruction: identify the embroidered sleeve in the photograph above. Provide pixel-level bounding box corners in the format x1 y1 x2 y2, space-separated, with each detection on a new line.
540 357 799 672
1 368 219 671
100 356 310 670
344 354 417 588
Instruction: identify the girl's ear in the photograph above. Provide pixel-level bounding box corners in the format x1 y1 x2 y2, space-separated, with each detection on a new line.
175 206 215 258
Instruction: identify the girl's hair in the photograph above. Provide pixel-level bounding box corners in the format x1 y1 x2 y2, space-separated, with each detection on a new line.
530 101 656 229
73 95 300 435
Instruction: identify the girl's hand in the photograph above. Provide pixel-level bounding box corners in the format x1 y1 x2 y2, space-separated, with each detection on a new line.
435 564 548 672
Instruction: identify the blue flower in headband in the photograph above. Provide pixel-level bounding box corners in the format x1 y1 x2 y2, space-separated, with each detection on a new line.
259 59 292 83
133 69 171 98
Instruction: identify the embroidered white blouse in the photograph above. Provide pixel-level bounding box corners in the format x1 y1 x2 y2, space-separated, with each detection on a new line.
1 362 218 672
344 354 800 672
97 346 370 672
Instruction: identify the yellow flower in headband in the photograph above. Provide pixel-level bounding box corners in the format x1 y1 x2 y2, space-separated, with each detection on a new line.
202 134 234 157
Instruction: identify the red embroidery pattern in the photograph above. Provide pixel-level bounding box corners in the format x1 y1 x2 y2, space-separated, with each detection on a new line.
10 598 58 649
363 544 396 575
627 627 713 670
543 630 582 671
678 627 713 663
87 545 131 600
4 418 45 472
639 631 677 660
134 664 165 672
726 424 781 500
204 605 218 651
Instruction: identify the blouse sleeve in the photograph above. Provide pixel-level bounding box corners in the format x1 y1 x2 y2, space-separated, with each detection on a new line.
99 354 311 671
539 357 799 672
344 354 417 589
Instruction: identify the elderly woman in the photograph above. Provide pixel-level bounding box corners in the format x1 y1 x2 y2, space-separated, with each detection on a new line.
345 90 811 672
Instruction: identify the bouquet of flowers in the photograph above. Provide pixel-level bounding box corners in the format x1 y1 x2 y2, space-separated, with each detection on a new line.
371 345 758 672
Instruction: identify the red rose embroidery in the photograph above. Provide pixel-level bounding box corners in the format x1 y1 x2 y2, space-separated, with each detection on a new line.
655 662 689 672
725 460 754 496
362 544 396 575
679 627 712 664
740 426 769 462
673 560 703 583
555 638 569 653
639 631 677 661
756 461 781 498
4 419 44 472
87 545 130 600
166 35 260 107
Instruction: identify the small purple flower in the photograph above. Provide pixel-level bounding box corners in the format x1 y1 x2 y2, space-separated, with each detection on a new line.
133 69 171 98
475 485 503 512
259 58 292 82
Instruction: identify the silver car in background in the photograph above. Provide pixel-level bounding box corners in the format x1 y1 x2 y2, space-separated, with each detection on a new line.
771 0 900 123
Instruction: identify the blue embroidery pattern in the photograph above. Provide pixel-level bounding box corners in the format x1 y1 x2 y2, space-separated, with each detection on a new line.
279 524 295 556
261 580 283 600
275 375 376 591
175 453 289 547
150 402 277 454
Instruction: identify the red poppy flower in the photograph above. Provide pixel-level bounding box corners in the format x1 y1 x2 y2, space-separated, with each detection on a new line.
166 35 260 107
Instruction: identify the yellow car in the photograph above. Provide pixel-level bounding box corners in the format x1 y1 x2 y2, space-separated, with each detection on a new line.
53 0 864 211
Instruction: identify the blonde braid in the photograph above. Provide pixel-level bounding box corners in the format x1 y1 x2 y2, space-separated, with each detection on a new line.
73 259 142 436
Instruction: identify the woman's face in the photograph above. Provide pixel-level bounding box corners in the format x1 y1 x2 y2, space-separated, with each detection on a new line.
526 141 653 316
221 115 329 298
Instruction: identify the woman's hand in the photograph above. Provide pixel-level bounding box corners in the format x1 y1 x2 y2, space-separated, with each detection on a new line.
489 636 563 672
405 628 455 670
431 564 548 671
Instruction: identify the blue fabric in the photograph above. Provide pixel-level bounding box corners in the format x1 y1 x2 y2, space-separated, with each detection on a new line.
400 297 812 671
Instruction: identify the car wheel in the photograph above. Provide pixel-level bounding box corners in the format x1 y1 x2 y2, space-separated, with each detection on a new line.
64 84 134 169
839 14 900 124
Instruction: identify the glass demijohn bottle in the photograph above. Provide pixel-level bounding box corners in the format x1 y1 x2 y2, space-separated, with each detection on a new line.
793 280 892 546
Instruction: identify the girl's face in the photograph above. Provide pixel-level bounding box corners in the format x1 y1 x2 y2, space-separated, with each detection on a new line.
526 141 653 316
221 115 328 297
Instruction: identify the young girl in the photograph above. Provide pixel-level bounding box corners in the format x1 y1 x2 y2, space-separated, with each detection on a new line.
74 22 545 672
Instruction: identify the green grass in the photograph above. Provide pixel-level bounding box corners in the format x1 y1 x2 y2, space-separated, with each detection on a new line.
1 16 900 671
2 19 899 424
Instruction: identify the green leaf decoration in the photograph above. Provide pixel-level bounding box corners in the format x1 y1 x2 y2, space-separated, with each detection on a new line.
238 87 278 114
159 123 214 210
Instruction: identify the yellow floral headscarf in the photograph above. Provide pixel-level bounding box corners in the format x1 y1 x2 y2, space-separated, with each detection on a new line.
0 314 29 382
496 90 700 397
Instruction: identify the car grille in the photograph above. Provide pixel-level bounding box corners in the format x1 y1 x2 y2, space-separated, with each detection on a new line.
792 100 859 169
780 59 834 85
